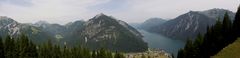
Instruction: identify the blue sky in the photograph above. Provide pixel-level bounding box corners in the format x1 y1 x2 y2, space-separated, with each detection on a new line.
0 0 239 24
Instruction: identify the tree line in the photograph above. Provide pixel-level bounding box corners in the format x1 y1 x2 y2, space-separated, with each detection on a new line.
177 5 240 58
0 35 125 58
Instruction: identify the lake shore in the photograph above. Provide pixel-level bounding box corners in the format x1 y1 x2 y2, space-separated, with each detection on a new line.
124 48 172 58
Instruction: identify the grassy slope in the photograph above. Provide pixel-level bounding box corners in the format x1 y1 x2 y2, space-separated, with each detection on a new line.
213 38 240 58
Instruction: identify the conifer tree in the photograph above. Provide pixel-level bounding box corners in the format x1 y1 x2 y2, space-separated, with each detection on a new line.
92 50 97 58
177 49 184 58
4 35 17 58
114 51 124 58
177 5 240 58
233 5 240 38
0 37 4 58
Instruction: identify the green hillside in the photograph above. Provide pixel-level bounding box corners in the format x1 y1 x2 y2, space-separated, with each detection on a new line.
213 38 240 58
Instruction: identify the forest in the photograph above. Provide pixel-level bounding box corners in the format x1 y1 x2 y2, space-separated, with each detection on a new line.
0 35 125 58
177 6 240 58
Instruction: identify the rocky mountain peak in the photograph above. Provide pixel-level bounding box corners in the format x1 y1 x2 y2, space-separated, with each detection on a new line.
86 13 116 26
78 14 147 52
92 13 110 20
199 8 235 20
0 16 17 25
34 20 50 28
35 20 49 25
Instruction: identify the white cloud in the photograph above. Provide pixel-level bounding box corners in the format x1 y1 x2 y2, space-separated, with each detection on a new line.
109 0 239 23
0 0 239 24
0 0 110 24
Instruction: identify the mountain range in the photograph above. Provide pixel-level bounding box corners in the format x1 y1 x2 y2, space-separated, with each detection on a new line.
0 14 148 52
141 8 235 40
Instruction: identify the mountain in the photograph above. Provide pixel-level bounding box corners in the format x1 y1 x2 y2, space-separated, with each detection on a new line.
0 16 54 44
33 20 86 46
0 14 148 52
34 21 66 37
63 20 86 46
200 8 235 20
149 9 235 40
34 21 68 44
128 23 141 29
140 18 167 30
77 13 148 52
0 16 20 37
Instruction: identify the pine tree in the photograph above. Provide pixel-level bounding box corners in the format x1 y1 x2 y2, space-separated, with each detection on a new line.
222 12 234 46
28 41 38 57
233 5 240 38
177 49 184 58
38 39 54 58
16 35 38 58
0 37 4 58
222 12 232 31
184 39 194 58
114 51 124 58
4 35 17 58
52 45 61 58
192 34 204 58
177 6 240 58
0 35 126 58
18 35 30 58
92 50 97 58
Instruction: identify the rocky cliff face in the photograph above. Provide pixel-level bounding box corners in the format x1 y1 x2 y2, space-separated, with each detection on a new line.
0 16 53 44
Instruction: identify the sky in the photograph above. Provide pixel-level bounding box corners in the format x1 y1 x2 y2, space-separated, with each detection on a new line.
0 0 239 24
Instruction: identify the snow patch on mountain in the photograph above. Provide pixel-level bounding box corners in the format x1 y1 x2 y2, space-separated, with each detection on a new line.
94 13 105 19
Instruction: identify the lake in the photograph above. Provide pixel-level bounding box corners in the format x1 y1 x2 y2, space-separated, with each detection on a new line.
138 29 185 56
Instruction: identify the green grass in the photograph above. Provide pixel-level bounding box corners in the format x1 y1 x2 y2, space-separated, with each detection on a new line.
213 38 240 58
55 34 63 40
31 27 40 34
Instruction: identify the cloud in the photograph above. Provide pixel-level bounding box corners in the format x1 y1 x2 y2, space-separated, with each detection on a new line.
107 0 239 23
0 0 239 24
88 0 129 13
0 0 33 6
0 0 110 24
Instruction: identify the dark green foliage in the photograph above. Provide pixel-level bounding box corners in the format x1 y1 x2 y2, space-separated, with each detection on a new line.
17 35 38 58
177 49 184 58
177 6 240 58
114 51 125 58
4 35 17 58
92 50 97 58
0 37 4 58
0 34 125 58
177 8 240 58
233 5 240 38
171 53 175 58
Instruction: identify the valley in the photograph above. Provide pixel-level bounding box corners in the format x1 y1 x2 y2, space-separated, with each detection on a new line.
0 0 239 57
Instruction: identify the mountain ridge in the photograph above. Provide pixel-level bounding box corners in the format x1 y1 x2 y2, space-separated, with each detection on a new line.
146 8 235 40
0 14 148 52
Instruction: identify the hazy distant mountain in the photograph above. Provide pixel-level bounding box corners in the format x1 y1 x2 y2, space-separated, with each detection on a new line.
77 13 147 52
149 9 235 40
140 18 167 30
0 16 54 44
128 23 141 29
